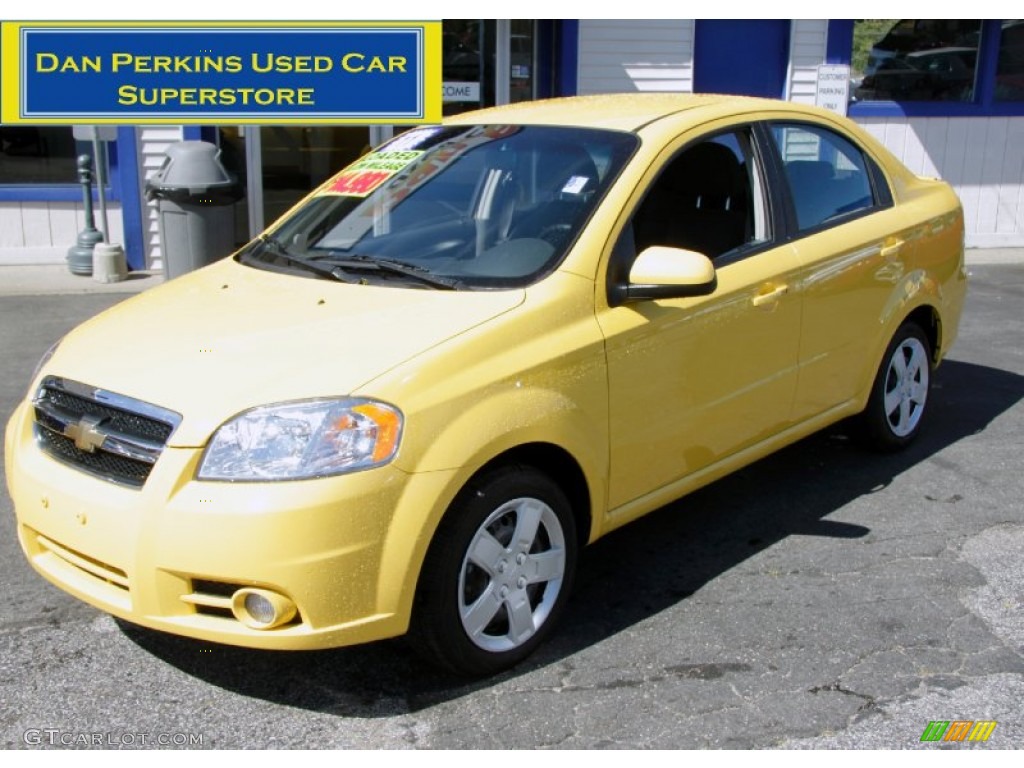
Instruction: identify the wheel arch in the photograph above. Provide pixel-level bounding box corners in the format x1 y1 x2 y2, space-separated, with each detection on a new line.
463 443 594 551
375 435 598 639
903 304 942 365
406 442 594 607
856 259 947 410
854 300 942 415
406 455 585 674
857 316 934 450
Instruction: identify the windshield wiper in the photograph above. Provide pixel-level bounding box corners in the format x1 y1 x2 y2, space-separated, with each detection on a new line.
318 254 465 290
253 235 359 283
252 238 463 290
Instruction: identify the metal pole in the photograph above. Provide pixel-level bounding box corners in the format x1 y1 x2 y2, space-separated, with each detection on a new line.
369 125 395 148
66 154 103 275
91 129 110 242
244 126 264 238
495 20 511 106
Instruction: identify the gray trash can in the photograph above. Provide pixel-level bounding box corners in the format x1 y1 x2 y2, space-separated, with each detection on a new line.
145 141 242 279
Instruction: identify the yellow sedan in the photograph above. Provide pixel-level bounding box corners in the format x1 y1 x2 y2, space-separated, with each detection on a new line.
5 94 966 675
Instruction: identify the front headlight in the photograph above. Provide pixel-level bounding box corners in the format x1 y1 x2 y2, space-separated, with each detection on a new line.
198 398 402 481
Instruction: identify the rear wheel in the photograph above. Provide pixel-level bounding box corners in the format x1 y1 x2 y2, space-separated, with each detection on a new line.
410 465 577 676
859 322 932 451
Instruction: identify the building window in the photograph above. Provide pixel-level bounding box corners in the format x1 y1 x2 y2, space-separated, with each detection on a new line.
443 20 494 117
851 20 982 103
0 127 90 186
510 20 537 104
441 20 540 116
846 19 1024 117
996 20 1024 101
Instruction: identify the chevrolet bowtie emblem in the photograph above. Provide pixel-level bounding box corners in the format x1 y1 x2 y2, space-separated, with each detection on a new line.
63 415 107 453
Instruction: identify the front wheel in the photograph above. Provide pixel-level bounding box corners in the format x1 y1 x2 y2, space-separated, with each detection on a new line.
858 322 932 451
410 465 577 676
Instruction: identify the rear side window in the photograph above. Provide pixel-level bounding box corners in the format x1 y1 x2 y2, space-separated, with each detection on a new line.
769 123 878 232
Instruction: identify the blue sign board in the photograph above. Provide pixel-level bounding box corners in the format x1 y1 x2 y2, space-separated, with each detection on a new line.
1 23 441 124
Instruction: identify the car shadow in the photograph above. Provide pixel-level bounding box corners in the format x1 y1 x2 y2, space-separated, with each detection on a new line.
120 357 1024 715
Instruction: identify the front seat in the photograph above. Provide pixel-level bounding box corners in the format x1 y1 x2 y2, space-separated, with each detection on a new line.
635 141 748 259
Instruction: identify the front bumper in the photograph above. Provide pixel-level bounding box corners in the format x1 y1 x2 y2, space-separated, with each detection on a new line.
5 400 454 650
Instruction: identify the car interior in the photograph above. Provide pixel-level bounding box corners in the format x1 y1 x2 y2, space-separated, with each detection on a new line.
634 141 752 259
632 133 764 263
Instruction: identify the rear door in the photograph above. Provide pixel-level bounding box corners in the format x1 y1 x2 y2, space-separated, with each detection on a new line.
764 121 914 421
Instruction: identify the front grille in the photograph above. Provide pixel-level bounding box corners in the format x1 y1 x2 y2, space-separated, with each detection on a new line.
32 376 181 488
37 427 153 486
43 387 174 442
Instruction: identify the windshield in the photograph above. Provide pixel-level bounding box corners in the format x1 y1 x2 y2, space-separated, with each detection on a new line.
238 124 638 289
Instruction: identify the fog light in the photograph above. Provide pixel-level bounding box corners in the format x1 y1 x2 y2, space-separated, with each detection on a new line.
231 588 297 630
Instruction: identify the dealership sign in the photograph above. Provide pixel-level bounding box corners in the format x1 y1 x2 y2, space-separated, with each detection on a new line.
0 21 441 124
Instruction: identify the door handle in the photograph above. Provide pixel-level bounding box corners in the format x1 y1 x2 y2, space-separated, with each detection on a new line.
751 285 789 307
880 240 905 259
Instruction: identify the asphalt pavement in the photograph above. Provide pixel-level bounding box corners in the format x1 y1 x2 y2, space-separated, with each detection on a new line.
1 260 1022 749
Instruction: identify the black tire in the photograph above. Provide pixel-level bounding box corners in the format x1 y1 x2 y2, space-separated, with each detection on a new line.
858 321 932 452
410 465 577 676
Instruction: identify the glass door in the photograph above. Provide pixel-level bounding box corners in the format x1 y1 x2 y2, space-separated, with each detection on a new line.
218 126 370 240
259 126 370 225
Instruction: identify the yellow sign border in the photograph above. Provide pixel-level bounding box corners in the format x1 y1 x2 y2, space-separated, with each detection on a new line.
0 20 442 125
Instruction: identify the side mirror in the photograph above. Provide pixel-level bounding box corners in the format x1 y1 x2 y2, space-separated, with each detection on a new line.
621 246 717 303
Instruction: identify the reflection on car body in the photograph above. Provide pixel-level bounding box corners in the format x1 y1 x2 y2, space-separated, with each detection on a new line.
5 94 967 676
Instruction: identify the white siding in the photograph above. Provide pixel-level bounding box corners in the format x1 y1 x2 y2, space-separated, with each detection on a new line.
0 201 124 266
998 120 1024 235
856 116 1024 247
577 20 694 95
0 205 24 249
786 20 828 105
137 125 185 269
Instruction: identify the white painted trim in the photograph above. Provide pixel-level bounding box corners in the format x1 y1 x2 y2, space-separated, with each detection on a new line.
783 21 796 101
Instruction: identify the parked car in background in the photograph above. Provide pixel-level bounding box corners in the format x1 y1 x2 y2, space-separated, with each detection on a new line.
856 47 977 101
5 94 967 676
864 19 981 75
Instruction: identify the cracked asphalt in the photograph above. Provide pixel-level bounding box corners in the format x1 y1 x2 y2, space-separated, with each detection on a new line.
2 263 1022 749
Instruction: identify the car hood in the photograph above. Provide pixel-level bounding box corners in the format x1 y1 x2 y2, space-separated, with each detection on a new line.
44 259 525 446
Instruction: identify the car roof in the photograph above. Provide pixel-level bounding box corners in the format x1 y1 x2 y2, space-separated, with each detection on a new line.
441 92 922 199
443 93 822 133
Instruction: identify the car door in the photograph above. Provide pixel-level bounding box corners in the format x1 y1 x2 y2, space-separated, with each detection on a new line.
597 126 804 513
764 121 917 421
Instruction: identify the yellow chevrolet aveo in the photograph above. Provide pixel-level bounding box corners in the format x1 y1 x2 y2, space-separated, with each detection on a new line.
5 95 966 675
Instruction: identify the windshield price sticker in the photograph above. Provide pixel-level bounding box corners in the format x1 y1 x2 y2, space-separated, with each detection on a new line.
561 175 590 195
325 150 423 197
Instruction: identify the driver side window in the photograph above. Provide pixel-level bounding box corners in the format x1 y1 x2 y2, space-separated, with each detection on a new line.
632 129 769 260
